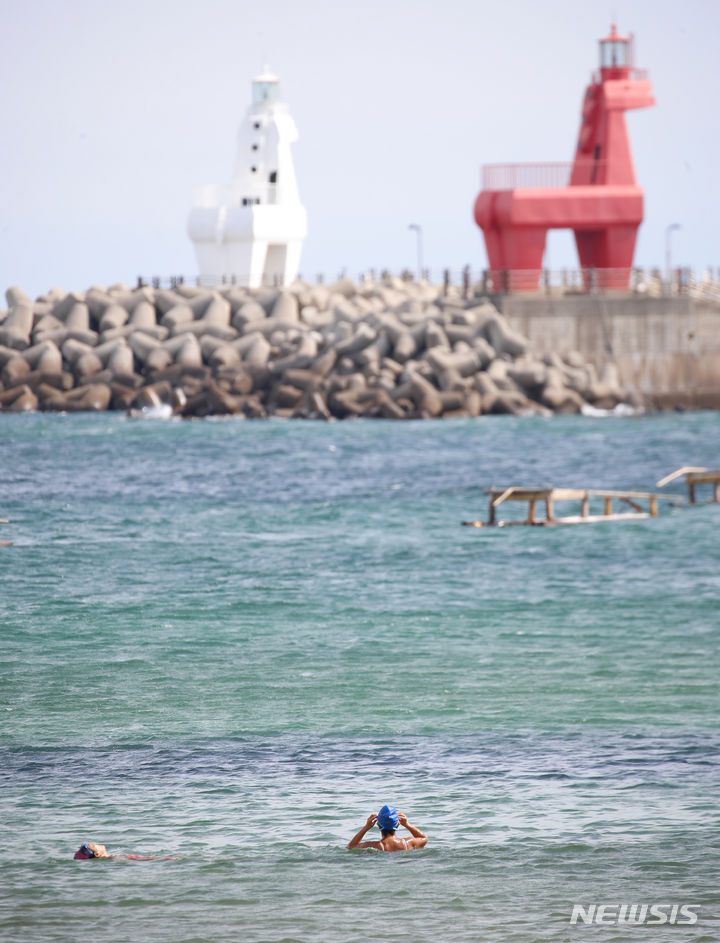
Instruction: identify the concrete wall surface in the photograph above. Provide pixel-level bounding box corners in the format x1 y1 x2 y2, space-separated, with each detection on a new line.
496 295 720 400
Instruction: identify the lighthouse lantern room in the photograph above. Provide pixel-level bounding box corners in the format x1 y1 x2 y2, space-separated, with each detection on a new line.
599 23 632 71
188 67 307 287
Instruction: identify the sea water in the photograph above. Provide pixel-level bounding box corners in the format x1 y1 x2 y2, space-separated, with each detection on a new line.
0 411 718 942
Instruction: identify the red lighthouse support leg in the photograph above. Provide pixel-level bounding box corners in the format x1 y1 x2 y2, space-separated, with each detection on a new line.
499 226 548 291
575 223 640 288
474 191 506 287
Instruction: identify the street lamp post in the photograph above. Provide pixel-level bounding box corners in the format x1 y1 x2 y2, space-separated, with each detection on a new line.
408 224 423 280
665 223 681 292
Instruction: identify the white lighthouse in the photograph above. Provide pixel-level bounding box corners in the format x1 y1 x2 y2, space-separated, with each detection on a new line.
187 67 307 287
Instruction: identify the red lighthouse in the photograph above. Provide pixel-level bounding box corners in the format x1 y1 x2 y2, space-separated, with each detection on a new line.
474 25 655 290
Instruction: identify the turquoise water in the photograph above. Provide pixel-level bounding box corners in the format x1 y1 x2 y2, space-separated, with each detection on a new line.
1 412 718 941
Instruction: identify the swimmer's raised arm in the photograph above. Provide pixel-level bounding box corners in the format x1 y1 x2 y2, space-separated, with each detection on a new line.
347 813 381 849
397 812 428 848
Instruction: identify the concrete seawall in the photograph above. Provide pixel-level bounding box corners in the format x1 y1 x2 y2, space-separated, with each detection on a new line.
495 295 720 407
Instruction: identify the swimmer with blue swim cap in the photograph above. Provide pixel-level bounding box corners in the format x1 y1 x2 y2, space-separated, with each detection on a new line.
74 843 109 859
347 805 428 852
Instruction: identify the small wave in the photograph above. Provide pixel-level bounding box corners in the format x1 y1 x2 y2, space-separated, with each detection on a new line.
580 402 644 418
127 404 174 420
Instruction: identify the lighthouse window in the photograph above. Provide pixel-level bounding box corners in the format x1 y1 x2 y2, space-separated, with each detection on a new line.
601 40 628 68
252 80 280 105
251 166 257 173
269 171 277 184
253 121 261 130
252 143 259 151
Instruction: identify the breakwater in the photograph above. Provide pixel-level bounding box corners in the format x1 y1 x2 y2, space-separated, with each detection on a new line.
0 279 636 418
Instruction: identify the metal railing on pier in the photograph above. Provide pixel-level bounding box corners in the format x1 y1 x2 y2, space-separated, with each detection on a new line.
136 266 720 303
467 267 720 302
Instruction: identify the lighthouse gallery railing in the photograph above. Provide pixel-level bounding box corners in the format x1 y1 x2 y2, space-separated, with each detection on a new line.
481 160 611 190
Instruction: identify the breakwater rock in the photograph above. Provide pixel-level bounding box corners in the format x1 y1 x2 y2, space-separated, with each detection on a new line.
0 279 631 419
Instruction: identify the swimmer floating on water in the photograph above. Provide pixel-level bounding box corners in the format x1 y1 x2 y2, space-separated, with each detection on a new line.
347 805 428 852
74 843 110 859
73 843 176 861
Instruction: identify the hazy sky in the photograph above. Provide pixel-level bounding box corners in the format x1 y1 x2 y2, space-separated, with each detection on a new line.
1 0 718 297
